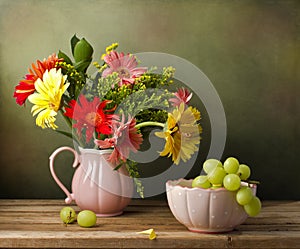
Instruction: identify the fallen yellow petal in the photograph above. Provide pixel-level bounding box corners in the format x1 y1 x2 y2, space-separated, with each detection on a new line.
137 228 157 240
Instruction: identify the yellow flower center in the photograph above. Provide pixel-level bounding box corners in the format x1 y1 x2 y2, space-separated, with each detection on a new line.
182 132 192 138
117 67 131 78
85 112 102 126
48 102 57 111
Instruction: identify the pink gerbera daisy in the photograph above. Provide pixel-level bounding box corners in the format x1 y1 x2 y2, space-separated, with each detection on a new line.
102 51 147 86
94 115 143 164
169 87 193 107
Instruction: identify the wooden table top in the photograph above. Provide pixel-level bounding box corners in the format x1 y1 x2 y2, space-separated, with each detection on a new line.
0 199 299 248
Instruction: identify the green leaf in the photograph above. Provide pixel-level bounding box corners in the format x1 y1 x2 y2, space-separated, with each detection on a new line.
55 130 73 139
58 50 73 65
114 162 125 171
71 34 80 56
74 59 92 72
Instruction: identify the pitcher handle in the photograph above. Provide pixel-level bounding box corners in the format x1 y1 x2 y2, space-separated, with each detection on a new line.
49 146 80 204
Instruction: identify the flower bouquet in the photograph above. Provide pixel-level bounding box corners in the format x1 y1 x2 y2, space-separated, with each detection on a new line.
13 35 202 197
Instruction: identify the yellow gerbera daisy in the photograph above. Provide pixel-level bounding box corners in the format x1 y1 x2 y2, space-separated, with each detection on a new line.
28 68 69 129
155 103 201 165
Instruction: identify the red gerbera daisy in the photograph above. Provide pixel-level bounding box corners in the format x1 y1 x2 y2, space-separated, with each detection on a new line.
13 54 62 105
64 94 116 143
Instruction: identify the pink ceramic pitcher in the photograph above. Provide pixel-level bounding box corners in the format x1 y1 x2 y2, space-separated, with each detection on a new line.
49 146 133 216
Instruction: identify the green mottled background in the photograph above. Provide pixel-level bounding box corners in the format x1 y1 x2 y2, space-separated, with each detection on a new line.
0 0 299 200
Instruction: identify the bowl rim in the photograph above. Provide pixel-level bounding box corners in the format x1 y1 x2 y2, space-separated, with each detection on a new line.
166 178 256 193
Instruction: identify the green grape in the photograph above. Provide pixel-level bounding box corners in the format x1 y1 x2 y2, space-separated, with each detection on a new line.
236 186 253 205
77 210 97 228
238 164 251 180
211 184 222 189
224 157 239 174
208 167 226 185
60 207 76 224
244 196 261 217
203 159 222 174
223 174 241 191
192 175 211 189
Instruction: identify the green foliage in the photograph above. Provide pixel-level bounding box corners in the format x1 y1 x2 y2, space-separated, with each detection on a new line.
82 72 119 102
117 88 171 123
54 130 73 139
113 159 144 198
71 34 80 56
126 160 144 198
90 67 175 124
58 50 72 65
58 35 94 100
136 109 168 124
134 66 175 88
58 61 84 100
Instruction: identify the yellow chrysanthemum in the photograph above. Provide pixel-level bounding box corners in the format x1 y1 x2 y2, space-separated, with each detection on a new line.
28 68 69 129
155 103 201 165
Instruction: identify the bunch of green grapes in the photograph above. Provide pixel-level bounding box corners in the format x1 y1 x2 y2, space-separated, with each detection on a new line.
192 157 261 217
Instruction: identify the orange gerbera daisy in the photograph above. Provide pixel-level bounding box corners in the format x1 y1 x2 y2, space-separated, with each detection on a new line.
13 54 62 105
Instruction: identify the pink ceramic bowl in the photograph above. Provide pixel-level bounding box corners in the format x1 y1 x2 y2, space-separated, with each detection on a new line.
166 178 257 233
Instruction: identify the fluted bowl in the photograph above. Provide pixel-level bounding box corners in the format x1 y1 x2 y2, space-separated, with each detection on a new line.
166 178 256 233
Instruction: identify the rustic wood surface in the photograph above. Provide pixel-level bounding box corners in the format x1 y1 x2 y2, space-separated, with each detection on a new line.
0 199 299 249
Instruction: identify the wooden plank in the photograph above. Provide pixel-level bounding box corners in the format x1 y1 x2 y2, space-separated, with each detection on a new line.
0 215 299 228
0 199 167 207
0 231 299 249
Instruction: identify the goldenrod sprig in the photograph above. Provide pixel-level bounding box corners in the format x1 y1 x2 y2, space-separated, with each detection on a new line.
57 61 84 99
100 42 119 60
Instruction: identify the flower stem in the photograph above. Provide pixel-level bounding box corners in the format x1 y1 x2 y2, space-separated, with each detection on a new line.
135 121 165 129
60 109 72 128
59 109 84 147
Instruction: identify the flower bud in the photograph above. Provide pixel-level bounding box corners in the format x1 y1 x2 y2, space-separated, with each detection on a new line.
73 38 93 63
